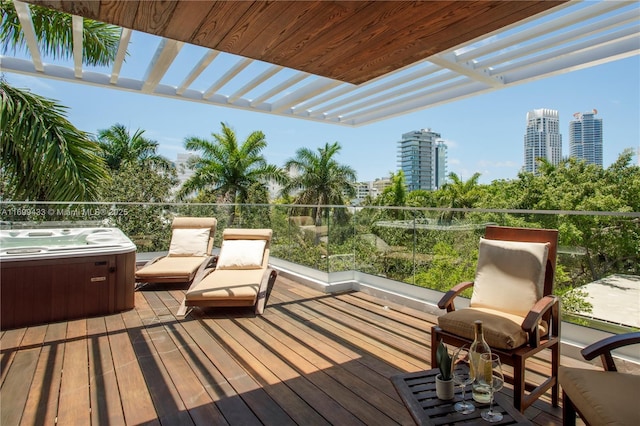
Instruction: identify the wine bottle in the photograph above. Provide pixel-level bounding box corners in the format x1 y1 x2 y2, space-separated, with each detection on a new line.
469 320 492 403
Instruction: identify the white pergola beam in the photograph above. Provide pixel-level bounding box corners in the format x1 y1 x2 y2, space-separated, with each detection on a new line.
309 64 442 117
228 65 282 103
429 53 504 87
203 57 252 99
177 50 219 95
110 28 132 84
271 79 342 113
502 36 640 84
457 0 629 62
250 73 310 107
72 15 83 78
325 71 457 120
348 80 488 125
0 0 637 128
476 11 640 69
141 39 184 94
13 1 43 72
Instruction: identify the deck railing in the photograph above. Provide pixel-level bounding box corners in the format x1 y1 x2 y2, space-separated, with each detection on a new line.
2 201 639 335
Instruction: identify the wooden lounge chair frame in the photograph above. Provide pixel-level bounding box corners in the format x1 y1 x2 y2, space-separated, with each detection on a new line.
135 217 217 288
177 228 277 317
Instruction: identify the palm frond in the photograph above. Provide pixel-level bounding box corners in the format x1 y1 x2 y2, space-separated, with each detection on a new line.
0 1 120 66
1 81 109 201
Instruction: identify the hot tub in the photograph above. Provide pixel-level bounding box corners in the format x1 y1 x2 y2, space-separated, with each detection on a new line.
1 227 137 330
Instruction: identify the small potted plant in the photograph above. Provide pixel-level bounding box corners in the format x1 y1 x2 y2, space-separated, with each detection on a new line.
435 340 454 400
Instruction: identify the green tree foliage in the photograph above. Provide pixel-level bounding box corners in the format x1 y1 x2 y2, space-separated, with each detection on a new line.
100 162 177 251
1 81 108 201
365 152 637 319
437 172 481 222
178 122 286 224
379 170 407 206
95 123 176 251
0 0 120 66
96 124 172 172
1 1 120 201
282 142 357 226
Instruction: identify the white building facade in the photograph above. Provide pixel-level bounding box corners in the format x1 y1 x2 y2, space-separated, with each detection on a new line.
523 109 563 174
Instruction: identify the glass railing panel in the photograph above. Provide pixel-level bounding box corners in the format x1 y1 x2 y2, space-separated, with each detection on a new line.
2 201 638 334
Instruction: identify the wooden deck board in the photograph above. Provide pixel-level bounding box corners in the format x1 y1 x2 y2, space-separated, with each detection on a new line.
0 274 587 425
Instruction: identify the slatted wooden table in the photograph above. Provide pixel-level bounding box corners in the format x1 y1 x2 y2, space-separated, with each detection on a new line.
391 368 532 425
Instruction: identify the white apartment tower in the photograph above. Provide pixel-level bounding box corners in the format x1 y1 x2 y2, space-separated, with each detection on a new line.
569 110 603 167
398 129 447 191
523 109 562 174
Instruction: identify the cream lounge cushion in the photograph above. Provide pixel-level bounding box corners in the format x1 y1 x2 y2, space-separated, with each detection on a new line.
559 366 640 426
168 228 210 256
135 256 207 279
470 238 549 318
185 268 266 302
216 239 266 270
437 307 548 350
438 237 550 350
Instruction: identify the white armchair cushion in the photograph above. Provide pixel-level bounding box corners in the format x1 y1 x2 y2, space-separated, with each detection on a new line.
216 239 266 270
470 237 549 318
168 228 210 256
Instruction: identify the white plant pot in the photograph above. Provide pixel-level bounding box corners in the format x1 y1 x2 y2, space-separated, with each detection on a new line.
435 374 455 400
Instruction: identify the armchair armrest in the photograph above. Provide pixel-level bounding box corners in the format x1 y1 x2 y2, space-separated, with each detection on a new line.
522 295 559 347
438 281 474 312
581 332 640 372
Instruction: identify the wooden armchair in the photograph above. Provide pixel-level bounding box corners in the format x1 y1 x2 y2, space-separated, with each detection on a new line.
431 225 560 412
560 332 640 425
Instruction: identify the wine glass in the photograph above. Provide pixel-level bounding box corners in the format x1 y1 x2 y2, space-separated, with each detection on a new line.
478 353 505 423
451 346 475 414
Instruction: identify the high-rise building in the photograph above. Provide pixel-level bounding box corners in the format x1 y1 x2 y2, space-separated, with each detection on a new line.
569 109 603 167
398 129 447 191
435 140 448 189
523 108 562 174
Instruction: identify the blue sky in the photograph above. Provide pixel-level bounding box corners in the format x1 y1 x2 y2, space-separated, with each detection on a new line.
5 53 639 184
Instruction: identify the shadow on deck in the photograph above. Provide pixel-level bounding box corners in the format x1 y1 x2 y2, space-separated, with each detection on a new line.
1 275 587 425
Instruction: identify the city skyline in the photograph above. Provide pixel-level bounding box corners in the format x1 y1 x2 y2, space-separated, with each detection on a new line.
4 55 639 185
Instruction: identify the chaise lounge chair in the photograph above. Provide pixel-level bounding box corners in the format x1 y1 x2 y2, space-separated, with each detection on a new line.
135 217 217 288
177 228 277 316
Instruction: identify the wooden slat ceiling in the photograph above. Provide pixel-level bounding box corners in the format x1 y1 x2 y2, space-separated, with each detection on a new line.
27 0 567 85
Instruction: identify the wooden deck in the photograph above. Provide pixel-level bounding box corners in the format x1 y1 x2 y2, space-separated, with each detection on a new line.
1 275 585 425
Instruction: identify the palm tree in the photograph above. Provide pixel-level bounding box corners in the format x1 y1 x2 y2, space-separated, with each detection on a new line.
1 81 109 201
282 142 356 225
1 1 120 201
1 1 120 66
177 122 286 223
97 124 172 172
437 172 481 222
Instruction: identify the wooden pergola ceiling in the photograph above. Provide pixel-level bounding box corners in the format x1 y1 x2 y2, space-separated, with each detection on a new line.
4 1 639 126
25 1 567 85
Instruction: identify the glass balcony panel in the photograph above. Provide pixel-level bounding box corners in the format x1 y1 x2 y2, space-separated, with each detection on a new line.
1 201 638 336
